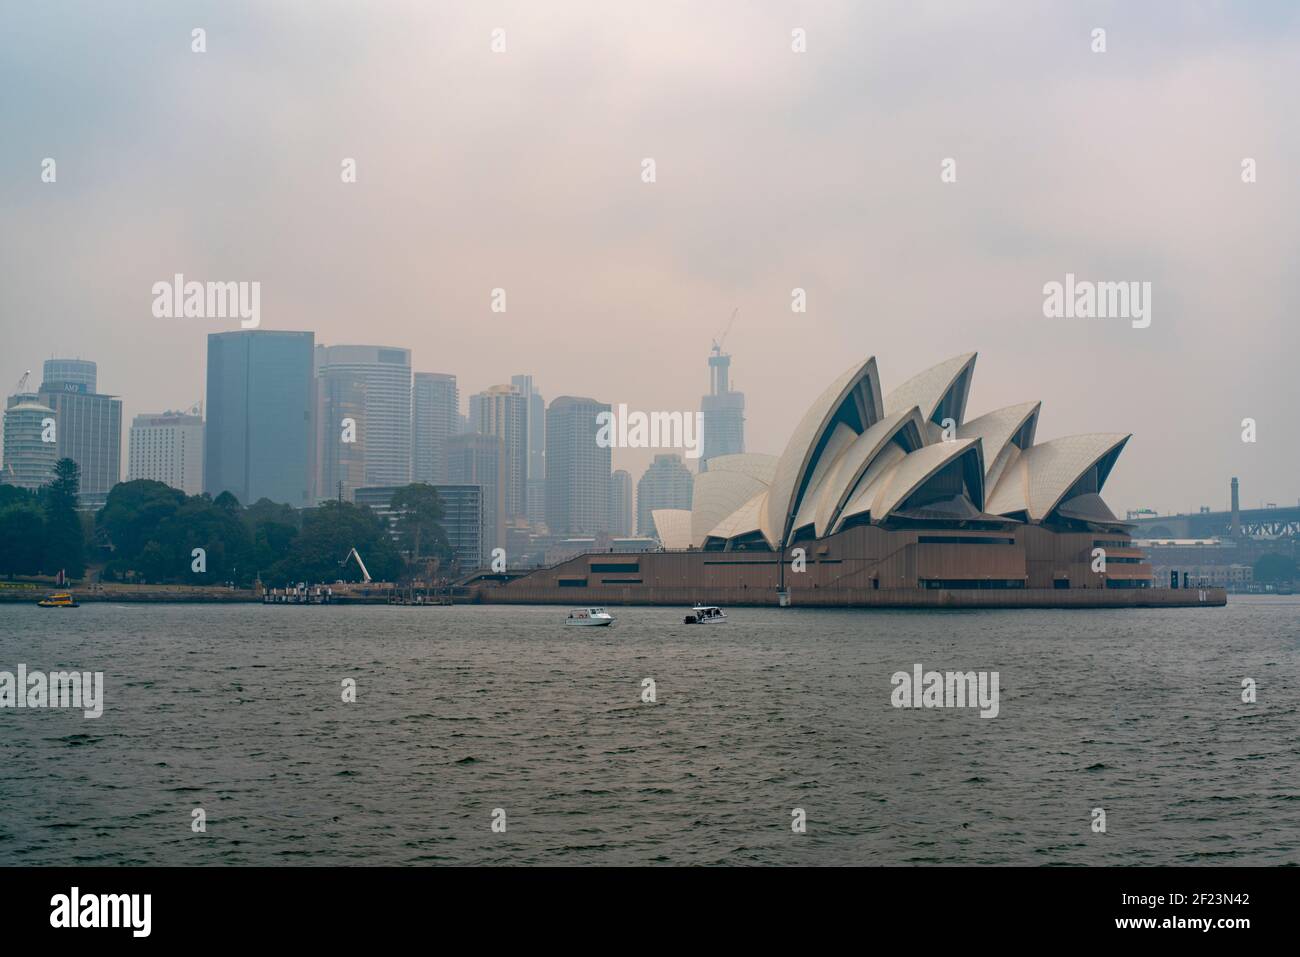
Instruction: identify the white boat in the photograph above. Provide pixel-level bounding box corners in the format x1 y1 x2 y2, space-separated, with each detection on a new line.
566 607 614 627
683 605 727 624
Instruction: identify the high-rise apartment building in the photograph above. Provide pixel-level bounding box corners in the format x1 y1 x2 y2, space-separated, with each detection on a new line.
471 384 527 523
205 330 316 507
545 396 611 537
1 395 58 490
412 372 459 485
511 374 547 527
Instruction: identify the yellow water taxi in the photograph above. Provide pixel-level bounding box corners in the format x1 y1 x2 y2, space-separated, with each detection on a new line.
37 592 79 608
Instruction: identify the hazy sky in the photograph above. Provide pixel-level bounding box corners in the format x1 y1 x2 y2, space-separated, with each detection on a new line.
2 1 1297 516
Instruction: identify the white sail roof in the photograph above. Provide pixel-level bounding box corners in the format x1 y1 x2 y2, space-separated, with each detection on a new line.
883 353 977 426
764 357 883 548
985 433 1129 522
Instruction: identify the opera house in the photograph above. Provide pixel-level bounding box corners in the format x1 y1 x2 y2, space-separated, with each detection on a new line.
481 354 1225 608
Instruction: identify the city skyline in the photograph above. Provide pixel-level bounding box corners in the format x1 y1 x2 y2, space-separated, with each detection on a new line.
3 334 1297 521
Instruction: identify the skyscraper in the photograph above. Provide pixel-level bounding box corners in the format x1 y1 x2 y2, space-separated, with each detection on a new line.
447 432 506 553
315 344 412 499
511 374 547 527
37 359 123 509
412 372 459 485
636 453 693 537
127 411 204 495
205 330 316 507
700 346 745 471
316 367 367 502
545 395 611 537
41 359 96 391
471 384 527 525
1 395 58 490
609 469 633 537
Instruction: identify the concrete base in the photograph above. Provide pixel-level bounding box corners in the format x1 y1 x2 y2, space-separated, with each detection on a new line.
473 584 1227 609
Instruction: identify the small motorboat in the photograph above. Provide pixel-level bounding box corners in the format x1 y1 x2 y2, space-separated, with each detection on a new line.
683 605 726 624
566 607 614 627
37 592 80 608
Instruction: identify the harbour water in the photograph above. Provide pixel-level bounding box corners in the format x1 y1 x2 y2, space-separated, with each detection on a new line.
1 599 1296 865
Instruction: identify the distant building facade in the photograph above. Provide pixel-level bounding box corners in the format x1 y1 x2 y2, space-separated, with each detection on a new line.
447 432 506 553
471 384 527 525
316 367 367 501
637 453 693 537
609 469 633 537
1 396 58 490
511 374 547 527
355 483 483 571
700 348 745 471
545 395 611 537
315 344 412 499
37 359 122 508
205 330 316 507
412 372 459 485
127 411 204 495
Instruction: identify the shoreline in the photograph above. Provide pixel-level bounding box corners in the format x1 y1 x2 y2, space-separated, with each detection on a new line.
0 581 1230 608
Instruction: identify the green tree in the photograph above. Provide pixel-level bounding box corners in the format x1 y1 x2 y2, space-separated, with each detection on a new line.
0 504 45 577
96 481 254 584
41 458 85 578
97 480 186 561
266 500 401 585
0 485 35 509
155 495 254 584
389 483 450 560
243 498 300 580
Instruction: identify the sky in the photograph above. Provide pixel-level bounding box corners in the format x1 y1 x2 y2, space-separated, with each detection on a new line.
2 0 1297 517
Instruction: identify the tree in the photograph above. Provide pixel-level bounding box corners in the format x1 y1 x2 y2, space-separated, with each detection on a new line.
96 481 253 584
42 458 85 578
97 480 186 561
243 498 300 580
0 485 35 510
389 483 450 560
155 495 253 584
0 504 45 577
266 500 401 585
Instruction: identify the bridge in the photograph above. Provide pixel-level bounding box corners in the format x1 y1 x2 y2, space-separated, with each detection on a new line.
1128 504 1300 539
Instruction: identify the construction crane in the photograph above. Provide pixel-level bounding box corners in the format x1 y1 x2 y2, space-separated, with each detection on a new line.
711 308 738 356
14 370 31 394
341 547 372 583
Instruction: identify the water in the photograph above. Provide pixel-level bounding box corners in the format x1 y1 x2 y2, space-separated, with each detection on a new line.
0 599 1296 865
